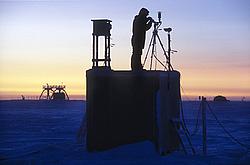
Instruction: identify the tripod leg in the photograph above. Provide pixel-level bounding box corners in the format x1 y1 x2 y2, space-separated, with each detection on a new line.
143 34 154 67
156 34 173 70
150 34 157 70
153 55 168 70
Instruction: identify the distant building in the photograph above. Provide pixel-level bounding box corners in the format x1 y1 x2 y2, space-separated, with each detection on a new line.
213 95 229 102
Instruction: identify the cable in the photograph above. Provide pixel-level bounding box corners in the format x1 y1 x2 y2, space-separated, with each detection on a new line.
178 93 198 154
180 83 200 136
180 84 193 102
191 102 202 136
179 94 190 136
179 82 191 136
206 101 250 151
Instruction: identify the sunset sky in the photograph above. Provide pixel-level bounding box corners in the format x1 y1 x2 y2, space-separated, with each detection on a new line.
0 0 249 100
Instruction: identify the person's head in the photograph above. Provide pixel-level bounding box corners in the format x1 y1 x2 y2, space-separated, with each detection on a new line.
139 8 149 17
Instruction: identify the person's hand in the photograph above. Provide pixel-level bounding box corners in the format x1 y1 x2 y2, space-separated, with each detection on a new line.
148 17 154 22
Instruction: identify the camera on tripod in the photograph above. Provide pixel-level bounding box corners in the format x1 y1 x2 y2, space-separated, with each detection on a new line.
143 11 175 71
150 11 162 25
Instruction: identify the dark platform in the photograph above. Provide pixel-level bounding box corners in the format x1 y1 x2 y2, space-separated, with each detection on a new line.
86 68 180 152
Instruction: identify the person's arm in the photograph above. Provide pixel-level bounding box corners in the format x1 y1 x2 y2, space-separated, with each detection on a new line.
145 17 153 31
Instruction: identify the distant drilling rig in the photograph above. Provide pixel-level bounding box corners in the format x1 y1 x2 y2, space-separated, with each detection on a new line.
39 84 69 100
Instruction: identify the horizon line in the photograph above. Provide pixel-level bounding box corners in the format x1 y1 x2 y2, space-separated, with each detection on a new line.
0 94 249 101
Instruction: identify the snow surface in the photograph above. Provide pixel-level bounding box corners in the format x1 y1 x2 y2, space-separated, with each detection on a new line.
0 100 249 165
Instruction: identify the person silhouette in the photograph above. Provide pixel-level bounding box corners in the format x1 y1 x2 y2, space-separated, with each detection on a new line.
131 8 153 70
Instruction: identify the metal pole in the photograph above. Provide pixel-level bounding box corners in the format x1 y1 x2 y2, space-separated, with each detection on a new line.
104 36 107 66
202 96 207 155
107 35 111 67
96 36 99 67
92 35 95 67
167 32 171 71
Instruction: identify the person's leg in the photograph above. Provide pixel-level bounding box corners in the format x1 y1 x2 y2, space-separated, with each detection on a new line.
131 55 136 70
131 47 143 70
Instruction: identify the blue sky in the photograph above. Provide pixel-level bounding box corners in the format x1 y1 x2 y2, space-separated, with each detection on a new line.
0 0 249 100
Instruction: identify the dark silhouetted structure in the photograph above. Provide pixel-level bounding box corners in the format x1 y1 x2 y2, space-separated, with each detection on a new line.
213 95 229 102
92 19 112 68
86 69 180 154
131 8 153 70
39 84 69 100
86 18 181 155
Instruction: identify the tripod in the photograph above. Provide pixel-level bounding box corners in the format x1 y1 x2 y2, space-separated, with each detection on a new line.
143 22 174 71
